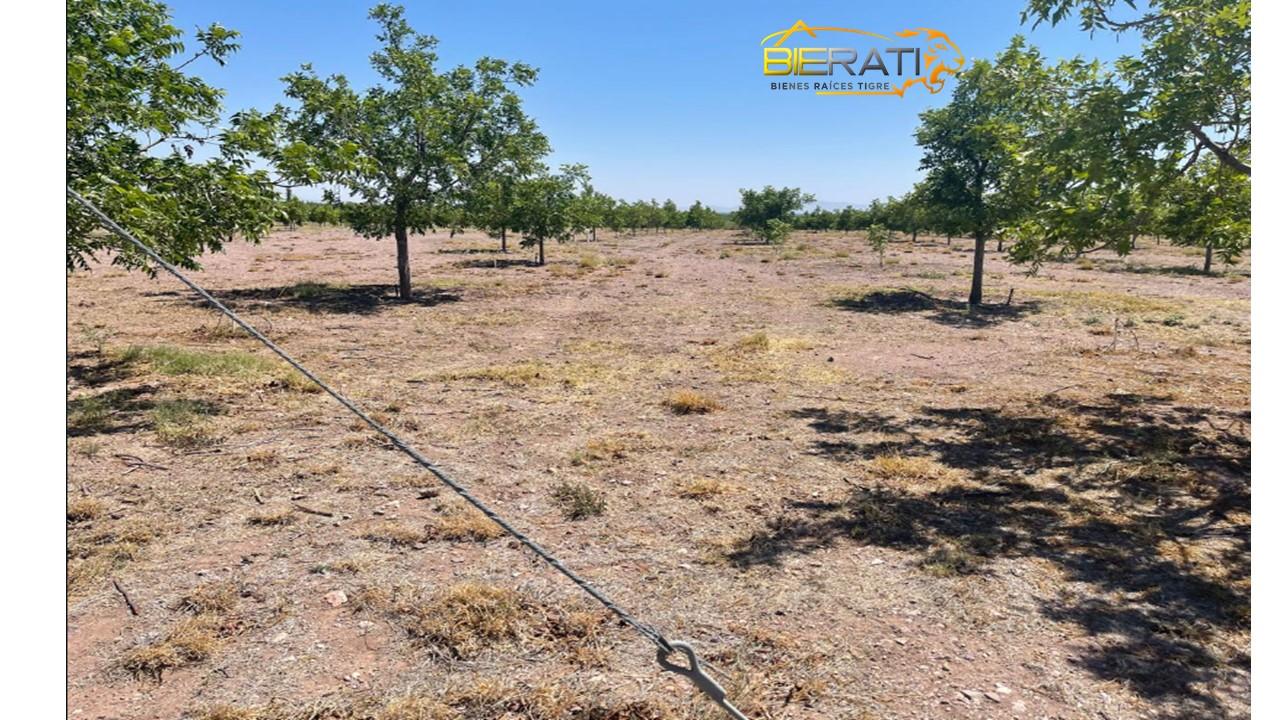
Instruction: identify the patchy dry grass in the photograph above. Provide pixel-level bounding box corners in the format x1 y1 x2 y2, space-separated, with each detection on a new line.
150 398 220 448
431 361 550 386
361 522 427 547
733 331 815 352
195 680 673 720
570 431 650 465
917 541 984 577
676 476 732 499
550 481 607 520
121 582 240 681
708 332 839 385
354 582 607 661
68 517 164 597
178 581 241 615
67 496 104 523
68 228 1251 719
664 389 722 415
1028 289 1185 316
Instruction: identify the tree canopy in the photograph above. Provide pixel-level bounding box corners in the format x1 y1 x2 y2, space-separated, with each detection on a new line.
67 0 279 271
512 165 588 265
736 186 813 243
265 3 549 298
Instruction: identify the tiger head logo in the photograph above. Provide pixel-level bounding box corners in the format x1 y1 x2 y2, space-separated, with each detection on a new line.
895 28 965 94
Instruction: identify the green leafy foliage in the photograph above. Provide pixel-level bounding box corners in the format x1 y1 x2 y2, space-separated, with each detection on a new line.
512 165 588 265
67 0 279 271
866 224 892 267
915 42 1037 304
683 201 728 230
1023 0 1250 177
569 184 614 241
1159 156 1250 272
759 218 792 246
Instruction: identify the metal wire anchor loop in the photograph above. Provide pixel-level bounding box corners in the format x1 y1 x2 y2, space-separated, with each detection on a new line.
657 641 749 720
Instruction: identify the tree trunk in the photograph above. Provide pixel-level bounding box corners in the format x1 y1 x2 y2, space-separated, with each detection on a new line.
395 221 412 301
911 229 918 243
591 227 597 242
969 232 986 307
500 227 507 253
947 233 952 246
537 238 545 266
997 238 1003 252
1203 244 1213 274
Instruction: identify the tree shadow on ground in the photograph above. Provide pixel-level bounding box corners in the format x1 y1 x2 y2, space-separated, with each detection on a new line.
453 257 539 270
830 288 1041 327
174 283 462 316
67 350 134 388
67 385 159 436
733 394 1250 716
436 247 505 255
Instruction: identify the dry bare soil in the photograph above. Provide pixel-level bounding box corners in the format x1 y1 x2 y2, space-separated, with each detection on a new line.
67 228 1250 720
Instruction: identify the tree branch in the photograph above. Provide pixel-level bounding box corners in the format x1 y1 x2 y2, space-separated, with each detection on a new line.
1186 124 1251 176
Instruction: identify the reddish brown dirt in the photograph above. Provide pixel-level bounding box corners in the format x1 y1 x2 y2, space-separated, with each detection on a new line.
68 228 1250 719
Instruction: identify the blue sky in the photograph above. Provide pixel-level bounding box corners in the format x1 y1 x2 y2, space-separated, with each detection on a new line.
166 0 1142 208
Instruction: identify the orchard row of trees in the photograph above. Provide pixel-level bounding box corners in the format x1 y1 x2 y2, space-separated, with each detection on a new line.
67 1 739 298
68 0 1247 307
282 192 732 243
911 0 1249 305
713 1 1251 307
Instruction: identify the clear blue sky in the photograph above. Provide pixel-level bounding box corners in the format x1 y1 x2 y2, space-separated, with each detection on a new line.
166 0 1141 208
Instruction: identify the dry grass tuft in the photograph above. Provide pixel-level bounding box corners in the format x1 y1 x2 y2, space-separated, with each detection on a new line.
664 389 722 415
121 586 239 681
360 522 427 547
67 496 104 523
709 332 836 384
917 541 983 577
406 583 528 657
68 517 164 596
247 507 296 526
570 431 649 465
119 644 181 683
122 616 223 680
676 476 732 499
550 481 607 520
179 581 241 615
246 448 280 466
733 331 815 352
427 507 503 541
863 454 961 488
432 362 548 387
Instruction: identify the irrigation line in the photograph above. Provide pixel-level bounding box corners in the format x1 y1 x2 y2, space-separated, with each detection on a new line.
67 188 750 720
